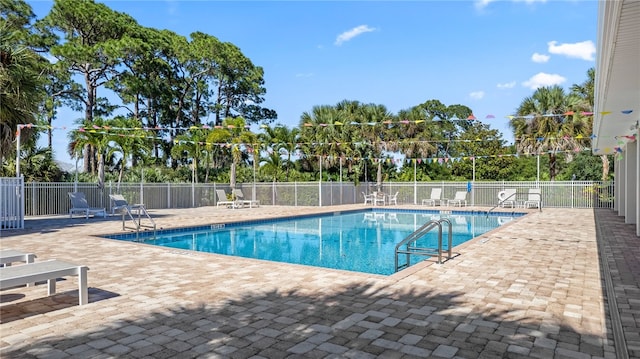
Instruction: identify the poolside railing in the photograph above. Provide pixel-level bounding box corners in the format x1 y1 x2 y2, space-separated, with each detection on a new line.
0 177 24 230
5 180 614 220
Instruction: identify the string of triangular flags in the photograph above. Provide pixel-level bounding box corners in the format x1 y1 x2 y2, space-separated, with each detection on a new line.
15 108 635 134
19 126 638 148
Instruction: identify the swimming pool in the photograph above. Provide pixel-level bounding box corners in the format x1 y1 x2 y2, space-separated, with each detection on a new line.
104 209 522 275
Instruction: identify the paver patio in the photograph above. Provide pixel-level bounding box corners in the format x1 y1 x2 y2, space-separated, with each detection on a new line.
0 205 637 358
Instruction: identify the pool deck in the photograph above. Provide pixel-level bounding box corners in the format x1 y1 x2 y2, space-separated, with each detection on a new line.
0 205 637 358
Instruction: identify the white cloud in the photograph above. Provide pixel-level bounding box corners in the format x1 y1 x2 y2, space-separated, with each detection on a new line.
497 81 516 89
476 0 546 10
531 52 550 63
469 91 485 100
474 0 496 10
547 40 596 61
517 0 548 4
335 25 376 46
165 0 178 15
522 72 566 90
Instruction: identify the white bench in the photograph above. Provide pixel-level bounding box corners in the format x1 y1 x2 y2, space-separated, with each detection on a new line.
1 249 37 286
0 249 36 266
0 260 89 305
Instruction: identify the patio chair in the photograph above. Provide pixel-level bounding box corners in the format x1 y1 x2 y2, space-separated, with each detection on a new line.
0 259 89 306
216 189 237 208
373 191 386 206
524 188 542 208
447 191 467 207
498 188 517 208
68 192 106 219
387 191 399 206
109 194 145 214
422 188 443 206
362 192 375 205
109 194 155 231
233 189 260 208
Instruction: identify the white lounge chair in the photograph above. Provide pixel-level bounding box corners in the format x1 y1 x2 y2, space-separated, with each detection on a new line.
498 188 517 208
373 192 386 206
233 189 260 208
0 259 89 305
216 189 237 208
109 194 155 231
524 188 542 208
447 191 467 207
68 192 106 219
386 192 399 205
362 192 375 205
422 188 443 206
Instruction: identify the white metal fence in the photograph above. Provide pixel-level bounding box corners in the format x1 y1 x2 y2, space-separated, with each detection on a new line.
11 180 615 219
0 177 24 230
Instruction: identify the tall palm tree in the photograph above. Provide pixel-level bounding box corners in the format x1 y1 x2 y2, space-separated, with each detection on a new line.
260 149 284 182
510 85 588 180
299 105 344 179
0 20 45 169
274 125 299 181
68 117 112 189
171 127 210 183
571 67 610 180
357 103 393 190
260 124 299 182
110 116 150 189
206 117 253 190
394 107 437 159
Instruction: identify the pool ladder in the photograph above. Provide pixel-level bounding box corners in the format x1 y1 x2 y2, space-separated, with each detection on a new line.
486 191 518 217
116 206 156 241
394 218 452 272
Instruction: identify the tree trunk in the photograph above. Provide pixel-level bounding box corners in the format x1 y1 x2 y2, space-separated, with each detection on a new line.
549 153 557 181
83 66 95 173
601 155 610 181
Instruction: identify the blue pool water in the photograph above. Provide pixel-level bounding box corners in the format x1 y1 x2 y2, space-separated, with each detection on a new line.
104 210 522 275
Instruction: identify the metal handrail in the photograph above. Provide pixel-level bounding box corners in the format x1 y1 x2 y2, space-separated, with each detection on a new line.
115 205 156 241
486 191 518 217
394 218 452 272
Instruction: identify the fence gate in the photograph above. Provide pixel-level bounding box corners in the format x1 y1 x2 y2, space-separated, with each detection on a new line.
0 177 24 230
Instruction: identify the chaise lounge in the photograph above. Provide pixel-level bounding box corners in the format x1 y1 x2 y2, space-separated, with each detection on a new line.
498 188 517 208
216 189 237 208
233 189 260 208
109 194 156 231
447 191 468 207
68 192 106 219
422 188 443 206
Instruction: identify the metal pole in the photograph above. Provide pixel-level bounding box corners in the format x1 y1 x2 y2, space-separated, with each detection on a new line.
318 156 322 207
253 151 257 201
191 164 195 207
414 159 417 205
15 126 21 177
536 155 540 182
472 156 476 181
74 157 79 192
339 157 343 205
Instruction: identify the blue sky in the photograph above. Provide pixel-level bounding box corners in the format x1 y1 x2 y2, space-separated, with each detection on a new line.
28 0 598 165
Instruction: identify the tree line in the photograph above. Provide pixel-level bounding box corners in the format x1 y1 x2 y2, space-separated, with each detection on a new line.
0 0 611 184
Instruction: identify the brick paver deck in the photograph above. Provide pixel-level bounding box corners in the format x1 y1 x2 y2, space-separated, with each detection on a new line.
0 205 636 358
